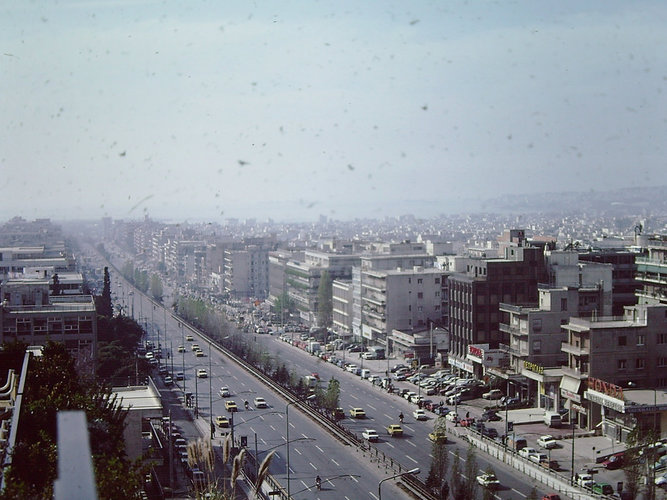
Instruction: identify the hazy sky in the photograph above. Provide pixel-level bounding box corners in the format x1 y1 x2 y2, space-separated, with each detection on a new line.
2 1 666 222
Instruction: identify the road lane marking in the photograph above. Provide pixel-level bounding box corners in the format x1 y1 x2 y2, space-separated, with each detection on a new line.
512 488 527 497
386 443 395 449
331 459 339 466
351 476 359 483
369 493 378 500
368 404 377 411
316 445 324 453
406 455 418 464
384 414 392 419
406 440 417 447
309 462 317 470
294 448 302 455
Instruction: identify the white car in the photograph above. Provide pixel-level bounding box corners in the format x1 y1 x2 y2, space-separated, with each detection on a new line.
445 412 459 423
537 435 558 449
575 473 595 488
476 473 500 489
655 471 667 487
362 429 379 442
219 386 230 397
413 409 428 421
404 391 417 401
196 369 207 378
519 446 538 458
253 397 268 408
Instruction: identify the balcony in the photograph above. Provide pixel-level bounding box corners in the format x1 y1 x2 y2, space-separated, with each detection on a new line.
561 342 589 356
500 323 528 337
560 365 588 379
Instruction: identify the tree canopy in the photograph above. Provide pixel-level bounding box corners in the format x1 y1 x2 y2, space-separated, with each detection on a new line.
317 270 332 330
1 342 144 499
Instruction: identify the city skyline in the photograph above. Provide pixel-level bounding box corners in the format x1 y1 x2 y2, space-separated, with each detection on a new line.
3 1 667 222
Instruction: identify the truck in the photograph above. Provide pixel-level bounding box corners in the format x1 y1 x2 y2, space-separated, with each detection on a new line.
307 341 321 354
368 346 385 359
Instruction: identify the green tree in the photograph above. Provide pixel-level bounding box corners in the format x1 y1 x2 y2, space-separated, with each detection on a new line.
150 273 163 302
96 266 113 317
463 444 479 500
317 270 333 333
1 342 144 499
273 292 295 322
623 426 653 500
451 449 465 500
322 377 341 412
426 417 449 494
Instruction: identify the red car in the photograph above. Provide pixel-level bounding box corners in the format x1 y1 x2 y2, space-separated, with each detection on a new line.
542 495 561 500
460 417 476 427
601 452 625 469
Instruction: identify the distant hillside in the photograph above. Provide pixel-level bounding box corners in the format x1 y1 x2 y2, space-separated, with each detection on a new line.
480 186 667 215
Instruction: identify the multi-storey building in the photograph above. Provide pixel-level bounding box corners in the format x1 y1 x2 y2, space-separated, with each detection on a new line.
0 246 73 281
448 236 548 376
560 303 667 436
0 278 97 370
332 279 353 338
224 245 270 300
635 234 667 306
578 249 638 315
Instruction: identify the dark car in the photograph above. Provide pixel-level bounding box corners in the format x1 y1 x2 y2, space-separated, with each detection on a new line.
391 364 408 373
480 410 501 422
483 427 499 439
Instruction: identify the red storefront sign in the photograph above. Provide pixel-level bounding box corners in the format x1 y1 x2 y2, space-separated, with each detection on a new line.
587 377 623 400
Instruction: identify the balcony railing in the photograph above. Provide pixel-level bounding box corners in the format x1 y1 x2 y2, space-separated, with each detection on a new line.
500 323 527 336
560 365 588 379
561 342 589 356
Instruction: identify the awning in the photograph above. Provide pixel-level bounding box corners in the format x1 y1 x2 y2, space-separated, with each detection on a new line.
559 377 581 394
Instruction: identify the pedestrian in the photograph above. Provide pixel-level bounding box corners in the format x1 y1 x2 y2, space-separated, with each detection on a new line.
466 411 470 419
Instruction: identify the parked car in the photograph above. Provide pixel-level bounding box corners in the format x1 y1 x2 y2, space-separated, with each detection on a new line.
482 389 503 400
391 364 408 373
332 408 345 421
175 371 184 380
537 435 558 449
592 483 614 496
480 410 501 422
386 424 404 437
542 495 561 500
483 427 499 439
413 409 428 421
601 452 625 469
476 473 500 489
163 375 173 385
519 447 538 459
362 429 379 442
575 473 595 488
445 412 459 423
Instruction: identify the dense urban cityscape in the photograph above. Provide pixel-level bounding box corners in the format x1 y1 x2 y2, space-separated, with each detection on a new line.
0 207 665 499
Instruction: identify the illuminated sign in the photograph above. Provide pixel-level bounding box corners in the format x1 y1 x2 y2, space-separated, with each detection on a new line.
585 391 625 413
523 360 544 375
586 377 624 400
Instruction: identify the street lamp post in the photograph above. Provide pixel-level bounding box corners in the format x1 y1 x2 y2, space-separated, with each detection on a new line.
208 341 213 440
286 395 315 498
378 468 420 500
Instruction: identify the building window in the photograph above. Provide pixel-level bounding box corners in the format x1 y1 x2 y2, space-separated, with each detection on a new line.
417 292 423 299
658 333 667 344
435 278 440 284
435 291 440 297
636 358 645 370
560 298 567 311
618 336 626 346
637 335 645 346
418 306 423 312
617 359 627 370
408 305 411 311
658 357 667 367
417 278 423 284
532 340 541 353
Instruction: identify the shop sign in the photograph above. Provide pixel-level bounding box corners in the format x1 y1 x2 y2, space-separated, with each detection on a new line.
571 403 588 415
449 356 474 373
585 390 625 413
523 360 544 375
587 377 623 400
560 388 581 403
468 346 484 358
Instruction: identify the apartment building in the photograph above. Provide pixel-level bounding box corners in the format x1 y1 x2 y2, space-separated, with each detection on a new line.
448 238 548 375
332 279 353 337
560 303 667 436
635 234 667 306
0 278 97 370
578 249 638 315
0 246 73 281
